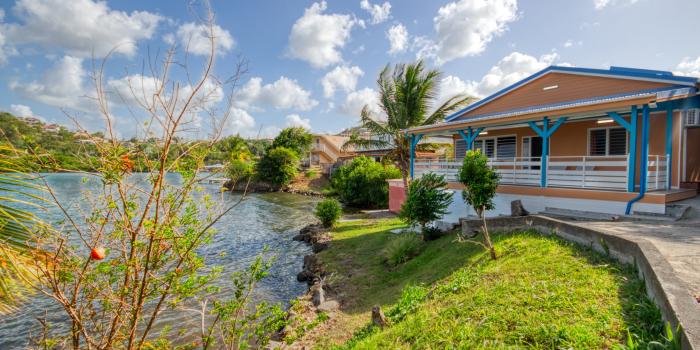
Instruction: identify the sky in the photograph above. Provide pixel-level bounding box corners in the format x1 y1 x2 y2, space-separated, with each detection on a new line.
1 0 699 139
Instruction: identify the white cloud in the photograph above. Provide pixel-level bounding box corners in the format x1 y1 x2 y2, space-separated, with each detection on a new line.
340 87 381 118
229 107 256 134
5 0 161 58
288 1 356 68
593 0 638 10
360 0 391 24
430 0 518 64
438 75 478 104
675 56 700 78
563 40 573 48
174 22 235 56
107 74 162 107
321 65 364 98
234 76 318 111
386 23 408 54
286 114 312 129
458 51 560 98
9 55 92 111
10 104 33 117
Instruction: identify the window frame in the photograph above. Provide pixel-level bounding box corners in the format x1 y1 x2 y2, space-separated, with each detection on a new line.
472 134 518 160
587 126 628 156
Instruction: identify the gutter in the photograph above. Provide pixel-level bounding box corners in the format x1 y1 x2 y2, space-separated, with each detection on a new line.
625 104 650 215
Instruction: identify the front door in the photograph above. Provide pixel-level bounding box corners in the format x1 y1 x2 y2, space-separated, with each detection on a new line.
522 136 542 169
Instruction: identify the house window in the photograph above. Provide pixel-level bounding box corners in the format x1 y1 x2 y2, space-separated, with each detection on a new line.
589 127 627 156
473 135 515 159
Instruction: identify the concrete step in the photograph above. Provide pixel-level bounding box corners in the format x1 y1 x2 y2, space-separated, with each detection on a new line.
540 207 619 221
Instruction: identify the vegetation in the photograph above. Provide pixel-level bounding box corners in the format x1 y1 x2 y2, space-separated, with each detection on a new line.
381 234 423 267
207 135 254 164
342 60 473 192
226 158 254 189
459 149 500 259
0 145 45 314
399 173 453 235
298 218 669 349
331 156 401 209
271 127 313 157
256 146 299 187
315 198 342 228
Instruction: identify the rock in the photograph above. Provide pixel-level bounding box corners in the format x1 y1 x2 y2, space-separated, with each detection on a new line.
310 282 325 306
510 200 529 217
312 241 330 253
265 340 284 350
296 270 313 282
317 300 339 313
292 234 306 241
433 221 456 233
371 305 389 328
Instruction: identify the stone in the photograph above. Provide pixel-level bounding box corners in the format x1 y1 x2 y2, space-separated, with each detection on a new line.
510 200 529 217
312 241 330 253
317 300 339 313
310 282 325 306
296 270 313 282
371 305 389 328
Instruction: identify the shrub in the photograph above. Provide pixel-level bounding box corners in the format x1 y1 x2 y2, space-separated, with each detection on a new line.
399 173 453 235
226 159 254 188
331 156 401 209
271 127 313 156
256 147 299 187
381 234 423 266
315 198 342 228
305 169 318 178
421 225 443 241
458 149 500 259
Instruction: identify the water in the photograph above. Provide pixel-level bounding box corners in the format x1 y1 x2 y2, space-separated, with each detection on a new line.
0 173 318 348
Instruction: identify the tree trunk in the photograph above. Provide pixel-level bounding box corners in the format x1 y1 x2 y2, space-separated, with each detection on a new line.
479 206 497 259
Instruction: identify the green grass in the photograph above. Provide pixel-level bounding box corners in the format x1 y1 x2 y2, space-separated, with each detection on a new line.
310 218 667 349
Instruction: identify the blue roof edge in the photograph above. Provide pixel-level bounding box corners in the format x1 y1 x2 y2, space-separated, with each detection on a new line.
444 65 700 122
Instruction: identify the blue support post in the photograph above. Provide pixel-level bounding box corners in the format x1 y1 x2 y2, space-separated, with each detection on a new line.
609 106 638 192
409 133 424 179
527 116 567 187
457 126 484 151
665 105 673 189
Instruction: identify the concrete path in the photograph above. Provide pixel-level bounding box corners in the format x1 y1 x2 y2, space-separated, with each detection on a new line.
570 220 700 299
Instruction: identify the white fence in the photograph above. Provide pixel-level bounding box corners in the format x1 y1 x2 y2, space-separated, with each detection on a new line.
414 154 668 191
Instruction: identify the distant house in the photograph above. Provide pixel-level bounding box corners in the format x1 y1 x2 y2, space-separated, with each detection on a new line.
308 134 353 174
42 124 61 133
22 116 42 126
397 66 700 219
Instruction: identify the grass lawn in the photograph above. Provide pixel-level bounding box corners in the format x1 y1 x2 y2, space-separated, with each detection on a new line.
302 217 669 349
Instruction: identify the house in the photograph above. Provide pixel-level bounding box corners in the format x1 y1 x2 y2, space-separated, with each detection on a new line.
398 66 700 220
42 124 61 133
308 134 354 174
22 116 42 126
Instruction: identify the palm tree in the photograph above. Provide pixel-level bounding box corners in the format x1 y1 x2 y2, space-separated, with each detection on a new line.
343 60 473 191
0 145 43 314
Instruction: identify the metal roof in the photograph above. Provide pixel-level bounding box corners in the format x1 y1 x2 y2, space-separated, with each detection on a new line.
445 65 699 122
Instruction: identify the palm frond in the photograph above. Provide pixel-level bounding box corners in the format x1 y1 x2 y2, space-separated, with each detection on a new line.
425 95 475 126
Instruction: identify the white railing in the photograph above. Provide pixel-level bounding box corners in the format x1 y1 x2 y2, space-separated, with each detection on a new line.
414 154 669 191
647 155 668 191
312 144 341 160
546 155 629 190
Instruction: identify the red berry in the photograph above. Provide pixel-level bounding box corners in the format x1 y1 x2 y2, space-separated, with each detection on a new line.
90 247 106 260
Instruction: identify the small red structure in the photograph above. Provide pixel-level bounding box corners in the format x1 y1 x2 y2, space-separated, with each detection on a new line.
387 179 406 213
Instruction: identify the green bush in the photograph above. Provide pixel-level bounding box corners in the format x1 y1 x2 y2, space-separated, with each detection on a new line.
226 159 254 187
315 198 342 228
331 156 401 209
381 234 423 266
421 225 443 241
271 127 313 156
399 173 453 235
305 169 318 178
256 147 299 187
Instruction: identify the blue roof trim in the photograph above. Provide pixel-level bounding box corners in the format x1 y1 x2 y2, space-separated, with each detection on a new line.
451 85 694 124
444 65 699 122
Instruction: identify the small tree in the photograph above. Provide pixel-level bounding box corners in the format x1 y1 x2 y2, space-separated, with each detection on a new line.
458 150 499 259
399 173 453 237
256 146 299 187
271 127 312 157
315 198 342 228
226 158 254 190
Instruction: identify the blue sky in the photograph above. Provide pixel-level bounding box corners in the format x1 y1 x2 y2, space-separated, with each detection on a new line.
1 0 699 139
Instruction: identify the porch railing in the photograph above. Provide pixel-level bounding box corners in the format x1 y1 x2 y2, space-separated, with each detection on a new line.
414 154 668 191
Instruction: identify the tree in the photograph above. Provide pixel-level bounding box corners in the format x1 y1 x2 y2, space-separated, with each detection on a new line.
399 173 453 236
330 156 401 209
458 150 499 259
315 198 342 228
271 127 312 157
256 147 299 187
226 158 254 190
342 60 472 192
0 145 43 314
209 135 252 163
